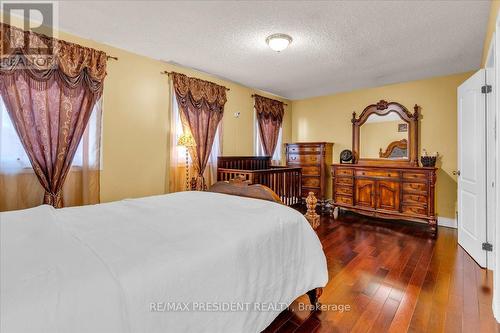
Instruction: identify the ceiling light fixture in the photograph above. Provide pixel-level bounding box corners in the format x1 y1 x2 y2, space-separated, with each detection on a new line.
266 33 293 52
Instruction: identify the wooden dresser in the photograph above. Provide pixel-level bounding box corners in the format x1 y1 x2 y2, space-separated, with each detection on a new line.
285 142 333 205
332 164 437 236
331 100 438 237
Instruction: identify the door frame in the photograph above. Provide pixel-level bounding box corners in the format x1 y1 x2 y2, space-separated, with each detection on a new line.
492 15 500 322
486 37 497 272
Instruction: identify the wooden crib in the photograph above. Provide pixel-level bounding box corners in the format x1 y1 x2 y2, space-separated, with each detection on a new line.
217 156 302 206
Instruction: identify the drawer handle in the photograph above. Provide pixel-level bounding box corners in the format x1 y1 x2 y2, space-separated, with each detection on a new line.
387 173 391 177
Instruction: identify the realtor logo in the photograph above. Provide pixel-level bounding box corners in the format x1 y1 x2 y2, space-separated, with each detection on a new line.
1 1 58 55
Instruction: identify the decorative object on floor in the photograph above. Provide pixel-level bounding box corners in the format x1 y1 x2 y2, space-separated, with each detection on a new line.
340 149 353 164
421 149 439 167
177 132 196 190
304 192 320 230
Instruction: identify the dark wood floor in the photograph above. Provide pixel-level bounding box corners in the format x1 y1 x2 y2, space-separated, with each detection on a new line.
263 212 500 333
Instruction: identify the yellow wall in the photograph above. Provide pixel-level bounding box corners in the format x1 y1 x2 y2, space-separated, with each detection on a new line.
3 17 291 203
291 72 473 219
482 0 500 67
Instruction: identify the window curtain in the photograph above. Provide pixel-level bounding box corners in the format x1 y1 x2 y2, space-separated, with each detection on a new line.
254 94 284 158
0 99 102 212
254 112 282 164
168 90 222 192
0 23 107 208
171 72 226 191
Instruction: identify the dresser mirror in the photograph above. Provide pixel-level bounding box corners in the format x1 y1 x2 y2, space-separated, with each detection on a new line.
352 100 420 166
359 113 409 159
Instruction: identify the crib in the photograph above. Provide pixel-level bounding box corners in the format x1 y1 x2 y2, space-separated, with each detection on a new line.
217 156 302 206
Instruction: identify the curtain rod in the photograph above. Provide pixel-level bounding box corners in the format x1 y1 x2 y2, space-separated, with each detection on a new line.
161 71 230 91
106 56 118 61
251 94 288 106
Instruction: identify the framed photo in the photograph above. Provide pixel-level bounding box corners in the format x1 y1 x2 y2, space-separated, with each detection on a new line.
398 123 408 132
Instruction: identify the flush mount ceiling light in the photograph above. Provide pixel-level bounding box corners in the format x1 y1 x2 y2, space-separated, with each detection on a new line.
266 33 293 52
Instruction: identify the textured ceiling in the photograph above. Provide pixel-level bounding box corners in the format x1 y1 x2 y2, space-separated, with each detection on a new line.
57 1 490 100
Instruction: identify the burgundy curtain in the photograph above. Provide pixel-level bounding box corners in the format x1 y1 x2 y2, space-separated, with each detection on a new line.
171 72 226 190
254 95 284 156
0 23 107 208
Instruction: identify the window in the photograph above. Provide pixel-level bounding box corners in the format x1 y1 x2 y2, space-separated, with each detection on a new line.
170 95 221 191
0 98 31 171
0 97 98 172
254 111 282 163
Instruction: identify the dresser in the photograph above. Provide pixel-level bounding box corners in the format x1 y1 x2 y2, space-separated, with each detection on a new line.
332 164 437 236
285 142 333 205
332 100 437 237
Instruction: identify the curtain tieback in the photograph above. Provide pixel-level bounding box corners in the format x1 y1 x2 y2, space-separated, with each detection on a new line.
44 190 63 208
195 174 207 191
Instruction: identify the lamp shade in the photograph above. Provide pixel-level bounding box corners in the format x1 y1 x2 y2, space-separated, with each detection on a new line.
177 132 196 147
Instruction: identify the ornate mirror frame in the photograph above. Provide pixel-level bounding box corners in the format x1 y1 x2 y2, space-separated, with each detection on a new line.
352 100 420 166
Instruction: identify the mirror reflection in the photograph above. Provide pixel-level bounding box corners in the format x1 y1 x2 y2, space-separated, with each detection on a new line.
359 112 409 159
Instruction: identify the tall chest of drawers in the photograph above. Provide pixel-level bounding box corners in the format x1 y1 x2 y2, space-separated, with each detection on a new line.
332 164 437 237
285 142 333 205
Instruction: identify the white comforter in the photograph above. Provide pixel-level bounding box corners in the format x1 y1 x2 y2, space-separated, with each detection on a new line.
0 191 328 333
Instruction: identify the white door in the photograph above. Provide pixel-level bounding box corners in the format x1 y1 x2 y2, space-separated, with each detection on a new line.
458 69 487 267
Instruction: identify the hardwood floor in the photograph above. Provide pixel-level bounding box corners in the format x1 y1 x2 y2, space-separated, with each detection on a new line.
263 212 500 333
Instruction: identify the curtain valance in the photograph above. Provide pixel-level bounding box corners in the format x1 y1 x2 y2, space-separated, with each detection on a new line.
1 23 107 91
254 94 284 122
171 72 227 107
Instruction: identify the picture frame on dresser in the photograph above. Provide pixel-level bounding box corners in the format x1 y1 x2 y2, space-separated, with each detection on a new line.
332 100 438 237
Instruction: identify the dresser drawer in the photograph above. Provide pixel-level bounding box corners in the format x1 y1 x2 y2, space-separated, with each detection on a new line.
335 168 354 176
336 177 354 185
335 185 353 196
287 146 322 154
402 194 428 205
402 205 427 216
402 172 427 181
335 195 353 205
402 182 427 193
303 177 320 188
355 170 399 178
287 154 320 164
299 165 321 176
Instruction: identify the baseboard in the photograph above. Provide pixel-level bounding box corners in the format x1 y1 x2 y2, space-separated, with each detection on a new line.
437 216 457 229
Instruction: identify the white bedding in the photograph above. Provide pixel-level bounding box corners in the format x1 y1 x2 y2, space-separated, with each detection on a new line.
0 191 328 333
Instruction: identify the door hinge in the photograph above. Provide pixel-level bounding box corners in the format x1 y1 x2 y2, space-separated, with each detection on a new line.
482 85 492 94
482 242 493 252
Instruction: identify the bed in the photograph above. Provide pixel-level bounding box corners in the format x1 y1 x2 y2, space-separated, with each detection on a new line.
0 182 328 333
379 138 408 159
